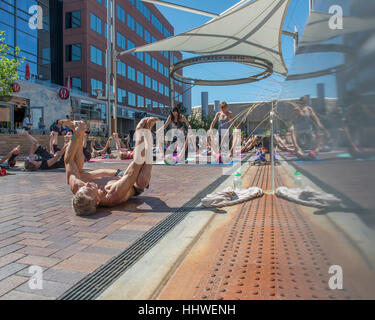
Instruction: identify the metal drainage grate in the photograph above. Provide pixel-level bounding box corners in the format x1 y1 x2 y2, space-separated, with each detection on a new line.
59 159 248 300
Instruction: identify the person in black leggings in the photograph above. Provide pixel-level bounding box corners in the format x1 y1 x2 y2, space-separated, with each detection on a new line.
19 131 69 171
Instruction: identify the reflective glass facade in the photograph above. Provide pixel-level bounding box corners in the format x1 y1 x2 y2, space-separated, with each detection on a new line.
272 0 375 297
0 0 63 84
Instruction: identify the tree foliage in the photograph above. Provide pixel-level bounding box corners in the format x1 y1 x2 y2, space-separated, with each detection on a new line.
0 30 23 96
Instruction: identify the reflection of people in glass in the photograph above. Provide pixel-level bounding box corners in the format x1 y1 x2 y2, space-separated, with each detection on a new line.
274 133 317 161
289 97 330 158
342 103 375 159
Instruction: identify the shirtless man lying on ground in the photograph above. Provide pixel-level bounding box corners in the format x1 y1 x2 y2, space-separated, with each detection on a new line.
65 117 159 216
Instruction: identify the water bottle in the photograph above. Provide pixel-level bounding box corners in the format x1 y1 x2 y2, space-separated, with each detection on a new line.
234 173 242 190
294 172 303 188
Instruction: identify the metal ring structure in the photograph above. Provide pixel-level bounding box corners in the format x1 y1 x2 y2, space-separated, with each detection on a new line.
170 54 274 86
286 44 354 81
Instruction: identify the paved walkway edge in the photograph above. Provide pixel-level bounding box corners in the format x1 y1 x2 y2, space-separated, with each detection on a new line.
97 178 235 300
280 158 375 271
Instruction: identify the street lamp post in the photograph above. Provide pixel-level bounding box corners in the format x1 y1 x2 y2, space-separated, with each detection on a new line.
111 0 118 134
106 0 112 137
169 52 174 111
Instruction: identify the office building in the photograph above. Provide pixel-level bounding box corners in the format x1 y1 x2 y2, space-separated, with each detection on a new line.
63 0 183 133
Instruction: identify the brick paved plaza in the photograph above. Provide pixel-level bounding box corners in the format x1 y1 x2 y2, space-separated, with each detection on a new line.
0 161 224 299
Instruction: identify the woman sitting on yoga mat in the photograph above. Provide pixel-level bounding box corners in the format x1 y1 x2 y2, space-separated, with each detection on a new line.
0 145 21 168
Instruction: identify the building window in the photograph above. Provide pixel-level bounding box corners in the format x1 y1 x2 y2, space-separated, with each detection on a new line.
152 36 157 43
137 71 144 85
145 53 151 66
136 0 151 21
164 51 169 59
152 14 163 34
158 62 164 74
144 29 150 43
152 101 158 108
118 88 127 104
127 14 135 31
117 61 126 77
165 86 169 97
145 75 151 88
159 82 164 95
146 98 151 108
66 43 81 62
96 0 102 4
164 66 169 78
90 45 103 66
128 40 135 50
128 92 136 106
117 4 126 23
137 52 143 62
104 23 107 38
117 32 126 50
71 77 82 91
152 79 158 92
128 66 136 81
128 40 135 56
152 58 157 71
136 22 143 38
91 78 103 96
164 28 172 38
66 11 81 29
90 13 102 34
137 96 144 108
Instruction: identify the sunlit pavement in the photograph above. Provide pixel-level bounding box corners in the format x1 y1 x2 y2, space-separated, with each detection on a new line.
1 159 375 300
0 161 223 299
156 164 375 300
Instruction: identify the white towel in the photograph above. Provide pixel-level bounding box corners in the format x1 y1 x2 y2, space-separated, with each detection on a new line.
276 186 342 208
201 187 263 208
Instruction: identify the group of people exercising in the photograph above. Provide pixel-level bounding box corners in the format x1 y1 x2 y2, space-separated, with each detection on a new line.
2 97 365 215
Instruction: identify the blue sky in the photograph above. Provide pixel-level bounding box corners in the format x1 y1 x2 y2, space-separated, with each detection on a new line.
155 0 311 106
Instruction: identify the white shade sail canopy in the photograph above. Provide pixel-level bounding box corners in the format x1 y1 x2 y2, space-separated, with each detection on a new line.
120 0 291 75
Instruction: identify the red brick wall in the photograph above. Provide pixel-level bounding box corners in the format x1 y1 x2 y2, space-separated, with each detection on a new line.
63 0 183 117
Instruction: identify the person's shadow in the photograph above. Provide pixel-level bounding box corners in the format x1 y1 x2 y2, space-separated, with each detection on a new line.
91 195 228 217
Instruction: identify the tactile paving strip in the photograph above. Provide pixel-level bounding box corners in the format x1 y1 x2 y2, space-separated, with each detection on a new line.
159 164 363 300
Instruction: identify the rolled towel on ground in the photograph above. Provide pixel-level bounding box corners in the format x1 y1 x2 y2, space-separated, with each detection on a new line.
276 186 342 208
201 187 263 208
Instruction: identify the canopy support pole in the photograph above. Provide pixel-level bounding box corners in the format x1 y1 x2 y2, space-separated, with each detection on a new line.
282 29 299 55
270 104 275 194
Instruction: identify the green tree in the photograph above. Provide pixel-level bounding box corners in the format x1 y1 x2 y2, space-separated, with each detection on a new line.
0 30 23 96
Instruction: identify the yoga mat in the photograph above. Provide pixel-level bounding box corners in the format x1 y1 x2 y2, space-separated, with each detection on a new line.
88 158 129 163
337 153 352 158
